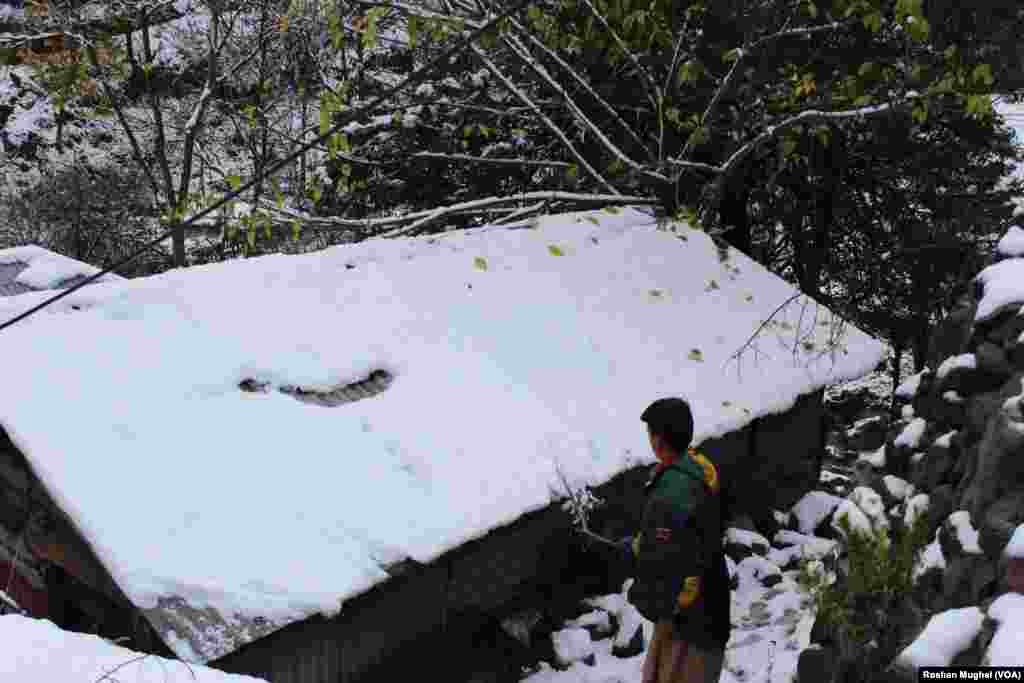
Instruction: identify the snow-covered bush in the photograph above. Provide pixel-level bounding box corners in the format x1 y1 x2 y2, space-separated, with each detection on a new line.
797 507 931 659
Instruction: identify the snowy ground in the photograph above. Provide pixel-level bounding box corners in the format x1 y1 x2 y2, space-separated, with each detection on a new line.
520 551 819 683
517 474 849 683
0 614 266 682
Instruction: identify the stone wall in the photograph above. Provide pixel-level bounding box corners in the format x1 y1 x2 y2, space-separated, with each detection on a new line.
214 390 827 683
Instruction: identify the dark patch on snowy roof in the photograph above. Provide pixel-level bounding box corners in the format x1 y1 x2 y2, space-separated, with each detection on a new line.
0 263 33 297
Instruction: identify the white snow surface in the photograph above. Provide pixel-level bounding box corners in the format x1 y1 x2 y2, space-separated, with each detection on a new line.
934 431 956 449
0 615 266 682
947 511 982 555
985 593 1024 666
895 369 929 398
0 210 884 661
975 258 1024 322
997 225 1024 258
530 517 821 683
882 475 911 500
895 607 986 671
897 417 929 448
725 528 772 550
1006 524 1024 558
942 391 965 404
791 491 843 535
848 487 889 530
858 446 886 468
552 628 595 667
0 245 123 290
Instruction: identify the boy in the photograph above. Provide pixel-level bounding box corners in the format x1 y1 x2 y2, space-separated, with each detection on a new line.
622 397 731 683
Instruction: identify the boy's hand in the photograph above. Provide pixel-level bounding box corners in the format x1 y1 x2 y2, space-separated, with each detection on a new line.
676 576 701 609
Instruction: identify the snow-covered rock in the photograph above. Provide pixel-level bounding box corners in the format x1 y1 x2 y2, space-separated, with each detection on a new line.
792 491 844 535
1007 524 1024 559
936 353 977 380
946 511 982 555
893 607 986 670
904 493 930 529
551 628 595 667
895 369 930 399
894 418 928 449
984 593 1024 666
882 475 911 501
996 225 1024 258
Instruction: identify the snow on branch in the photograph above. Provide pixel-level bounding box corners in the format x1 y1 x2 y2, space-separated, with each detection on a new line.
410 152 573 168
261 191 656 235
714 100 904 181
507 16 654 162
502 33 671 185
470 44 621 195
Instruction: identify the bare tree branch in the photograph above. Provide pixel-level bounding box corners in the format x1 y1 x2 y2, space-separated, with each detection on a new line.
576 0 661 112
469 43 620 194
502 33 671 185
506 16 654 162
262 191 656 234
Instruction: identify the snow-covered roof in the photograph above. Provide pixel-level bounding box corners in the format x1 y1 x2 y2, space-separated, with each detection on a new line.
0 615 266 682
0 208 886 663
0 245 123 297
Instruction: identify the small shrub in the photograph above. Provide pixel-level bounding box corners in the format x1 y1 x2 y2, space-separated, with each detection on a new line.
797 509 931 669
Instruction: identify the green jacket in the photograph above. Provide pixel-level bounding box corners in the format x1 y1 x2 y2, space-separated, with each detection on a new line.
627 450 724 625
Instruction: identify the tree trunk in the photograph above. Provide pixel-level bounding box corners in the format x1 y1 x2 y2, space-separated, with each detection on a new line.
172 221 185 267
720 163 751 254
890 344 903 418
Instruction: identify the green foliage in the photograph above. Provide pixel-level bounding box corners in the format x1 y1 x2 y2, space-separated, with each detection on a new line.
797 510 931 649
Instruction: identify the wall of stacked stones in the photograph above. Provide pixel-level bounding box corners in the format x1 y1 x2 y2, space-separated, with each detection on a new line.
864 243 1024 614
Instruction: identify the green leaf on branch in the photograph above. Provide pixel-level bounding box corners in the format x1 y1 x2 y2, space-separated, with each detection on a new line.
863 12 882 33
782 136 798 158
972 63 994 87
408 15 420 48
227 175 242 191
722 48 742 63
548 245 565 256
474 256 488 271
687 126 708 147
679 60 702 83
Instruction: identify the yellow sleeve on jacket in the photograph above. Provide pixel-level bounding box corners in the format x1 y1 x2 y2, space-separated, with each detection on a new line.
688 448 720 495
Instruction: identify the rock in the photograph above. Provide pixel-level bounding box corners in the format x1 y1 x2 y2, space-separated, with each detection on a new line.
797 645 838 683
978 491 1024 559
925 297 977 373
582 653 596 667
611 623 644 658
941 365 1007 399
761 574 783 588
976 342 1013 378
914 444 956 491
964 391 1004 440
983 306 1024 348
927 485 957 538
724 542 753 564
845 415 890 452
942 555 997 608
961 401 1024 522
